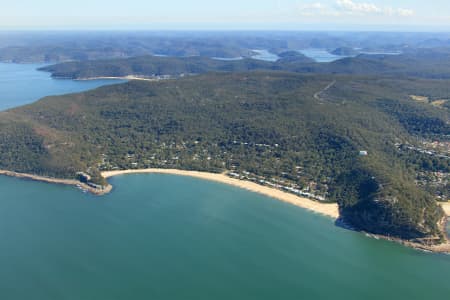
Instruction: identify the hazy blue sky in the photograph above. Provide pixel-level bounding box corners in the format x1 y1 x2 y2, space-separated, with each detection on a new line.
1 0 450 31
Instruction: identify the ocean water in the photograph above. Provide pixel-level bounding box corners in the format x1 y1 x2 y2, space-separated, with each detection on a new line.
0 174 449 299
0 63 125 111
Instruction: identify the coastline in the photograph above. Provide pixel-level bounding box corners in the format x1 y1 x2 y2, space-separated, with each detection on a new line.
0 170 112 195
2 167 449 253
101 168 340 219
101 169 450 253
442 202 450 216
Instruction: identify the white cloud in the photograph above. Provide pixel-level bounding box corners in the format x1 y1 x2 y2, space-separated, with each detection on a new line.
397 8 414 17
336 0 381 14
298 1 414 18
300 2 325 10
298 2 342 17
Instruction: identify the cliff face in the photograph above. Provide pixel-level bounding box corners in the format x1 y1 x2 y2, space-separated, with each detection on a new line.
333 164 445 242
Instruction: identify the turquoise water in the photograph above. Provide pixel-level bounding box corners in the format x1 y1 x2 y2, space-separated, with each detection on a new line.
0 63 125 111
0 174 449 299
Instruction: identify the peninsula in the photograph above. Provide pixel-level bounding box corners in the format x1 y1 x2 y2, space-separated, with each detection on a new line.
0 69 448 248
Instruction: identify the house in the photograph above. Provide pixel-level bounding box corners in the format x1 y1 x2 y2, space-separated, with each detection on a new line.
76 172 91 183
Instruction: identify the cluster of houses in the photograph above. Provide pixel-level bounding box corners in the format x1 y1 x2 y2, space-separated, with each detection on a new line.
228 171 327 202
396 143 450 159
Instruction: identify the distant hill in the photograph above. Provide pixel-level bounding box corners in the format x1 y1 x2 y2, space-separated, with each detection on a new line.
276 51 315 63
38 54 312 79
40 48 450 80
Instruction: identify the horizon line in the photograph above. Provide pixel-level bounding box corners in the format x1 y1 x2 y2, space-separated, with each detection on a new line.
2 28 450 34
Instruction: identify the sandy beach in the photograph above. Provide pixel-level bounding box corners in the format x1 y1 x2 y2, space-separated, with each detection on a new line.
442 202 450 216
2 167 447 221
101 168 340 218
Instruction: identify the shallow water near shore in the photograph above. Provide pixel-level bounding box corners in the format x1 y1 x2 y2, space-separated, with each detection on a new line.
0 63 125 111
0 174 449 300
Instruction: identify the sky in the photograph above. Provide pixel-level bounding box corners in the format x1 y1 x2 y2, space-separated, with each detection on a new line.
1 0 450 31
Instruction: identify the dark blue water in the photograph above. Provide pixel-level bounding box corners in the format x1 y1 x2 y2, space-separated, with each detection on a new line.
0 63 125 111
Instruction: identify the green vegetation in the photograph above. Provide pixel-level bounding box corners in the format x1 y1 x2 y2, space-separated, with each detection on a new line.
0 71 448 242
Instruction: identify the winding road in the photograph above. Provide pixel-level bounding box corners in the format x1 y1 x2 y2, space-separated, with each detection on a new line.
314 80 336 102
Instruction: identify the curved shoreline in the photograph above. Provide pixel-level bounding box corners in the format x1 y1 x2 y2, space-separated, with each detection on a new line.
101 169 340 219
101 169 450 253
2 168 449 253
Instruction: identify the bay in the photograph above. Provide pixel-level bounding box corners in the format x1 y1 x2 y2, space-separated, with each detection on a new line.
0 174 449 299
0 63 125 111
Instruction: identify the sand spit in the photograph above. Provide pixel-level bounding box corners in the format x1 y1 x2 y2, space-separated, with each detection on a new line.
0 170 111 195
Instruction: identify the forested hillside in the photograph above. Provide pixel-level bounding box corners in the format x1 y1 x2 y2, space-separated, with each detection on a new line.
0 71 448 243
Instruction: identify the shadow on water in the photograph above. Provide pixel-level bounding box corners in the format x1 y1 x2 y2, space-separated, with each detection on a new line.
334 216 356 231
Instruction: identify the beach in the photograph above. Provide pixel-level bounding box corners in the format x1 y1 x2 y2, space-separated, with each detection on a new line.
442 202 450 216
102 168 450 253
101 168 340 218
2 167 447 222
2 167 449 252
